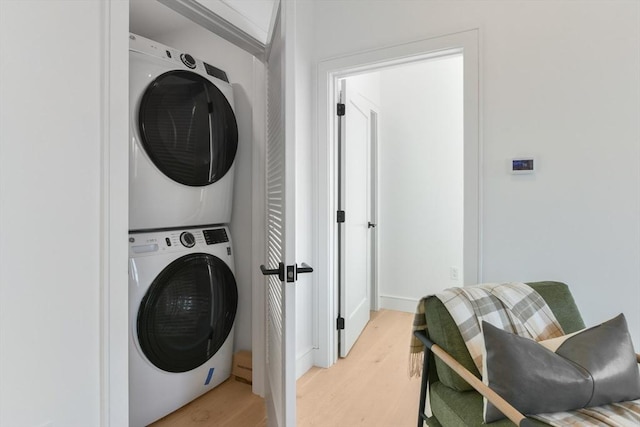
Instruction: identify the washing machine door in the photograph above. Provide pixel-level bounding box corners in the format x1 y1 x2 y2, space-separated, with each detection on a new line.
137 253 238 373
138 70 238 187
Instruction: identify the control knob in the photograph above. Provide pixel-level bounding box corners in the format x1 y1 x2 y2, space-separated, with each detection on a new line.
180 53 196 69
180 231 196 248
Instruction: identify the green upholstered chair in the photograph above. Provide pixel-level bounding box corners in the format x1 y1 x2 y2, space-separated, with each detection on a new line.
414 281 587 427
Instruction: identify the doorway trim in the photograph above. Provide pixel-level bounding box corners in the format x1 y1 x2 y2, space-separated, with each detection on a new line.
314 29 482 368
101 0 130 425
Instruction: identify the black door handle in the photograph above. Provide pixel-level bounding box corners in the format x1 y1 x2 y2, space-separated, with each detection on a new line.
368 222 377 228
260 262 285 281
260 262 313 282
298 263 314 274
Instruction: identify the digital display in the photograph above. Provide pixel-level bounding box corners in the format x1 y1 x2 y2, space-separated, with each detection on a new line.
203 228 229 245
512 159 534 171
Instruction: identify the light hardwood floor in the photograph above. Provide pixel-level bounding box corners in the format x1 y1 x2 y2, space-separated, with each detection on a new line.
151 309 420 426
150 378 267 427
297 309 420 426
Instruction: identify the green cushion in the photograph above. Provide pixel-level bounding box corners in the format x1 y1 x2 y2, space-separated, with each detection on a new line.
529 281 585 334
425 293 478 391
424 281 585 392
424 416 442 426
430 381 550 427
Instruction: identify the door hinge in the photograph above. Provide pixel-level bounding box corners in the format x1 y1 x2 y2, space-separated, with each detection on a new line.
336 317 345 330
337 210 345 223
337 103 345 116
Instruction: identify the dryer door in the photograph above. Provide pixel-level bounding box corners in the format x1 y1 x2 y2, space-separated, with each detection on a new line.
137 253 238 373
138 70 238 187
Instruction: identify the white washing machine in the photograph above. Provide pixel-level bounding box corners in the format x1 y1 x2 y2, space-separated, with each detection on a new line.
129 225 237 427
129 33 238 231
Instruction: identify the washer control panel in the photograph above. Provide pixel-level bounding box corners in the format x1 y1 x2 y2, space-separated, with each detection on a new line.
129 227 230 256
180 231 196 248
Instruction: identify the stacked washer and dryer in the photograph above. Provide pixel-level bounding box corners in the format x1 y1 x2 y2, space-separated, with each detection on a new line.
128 33 240 427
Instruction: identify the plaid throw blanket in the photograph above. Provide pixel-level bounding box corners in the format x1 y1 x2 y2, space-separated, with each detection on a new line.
409 282 563 376
533 401 640 426
437 282 564 371
409 282 640 426
409 295 429 378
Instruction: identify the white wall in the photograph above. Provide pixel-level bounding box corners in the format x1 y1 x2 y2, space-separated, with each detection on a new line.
311 1 640 345
0 2 129 426
377 56 464 311
130 13 260 353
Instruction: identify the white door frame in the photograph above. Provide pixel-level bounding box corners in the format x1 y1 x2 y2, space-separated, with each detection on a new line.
101 0 130 425
315 29 482 368
369 108 379 312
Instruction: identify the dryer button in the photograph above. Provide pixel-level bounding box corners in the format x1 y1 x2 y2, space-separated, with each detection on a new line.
180 231 196 248
181 53 196 69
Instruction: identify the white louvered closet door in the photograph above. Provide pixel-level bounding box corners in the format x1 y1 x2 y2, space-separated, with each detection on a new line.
262 1 297 426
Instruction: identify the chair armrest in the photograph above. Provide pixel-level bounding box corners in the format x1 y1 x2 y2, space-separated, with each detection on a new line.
413 329 433 347
413 330 536 427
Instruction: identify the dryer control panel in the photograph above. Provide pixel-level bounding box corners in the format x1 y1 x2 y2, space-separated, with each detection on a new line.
130 33 230 83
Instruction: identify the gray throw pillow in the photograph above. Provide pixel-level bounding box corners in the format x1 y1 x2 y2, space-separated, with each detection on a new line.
482 313 640 423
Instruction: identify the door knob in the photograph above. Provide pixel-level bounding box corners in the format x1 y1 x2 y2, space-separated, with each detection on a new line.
368 222 377 228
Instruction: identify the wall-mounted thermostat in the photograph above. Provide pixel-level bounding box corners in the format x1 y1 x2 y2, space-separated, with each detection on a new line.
511 158 535 174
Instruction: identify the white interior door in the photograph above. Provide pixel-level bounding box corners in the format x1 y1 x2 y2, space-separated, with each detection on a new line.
338 80 376 358
263 2 297 425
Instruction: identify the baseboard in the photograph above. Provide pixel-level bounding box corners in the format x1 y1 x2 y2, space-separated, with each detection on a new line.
379 295 419 313
296 347 315 379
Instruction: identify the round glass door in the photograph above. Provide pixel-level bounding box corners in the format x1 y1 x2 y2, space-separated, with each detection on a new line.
137 253 238 373
138 70 238 187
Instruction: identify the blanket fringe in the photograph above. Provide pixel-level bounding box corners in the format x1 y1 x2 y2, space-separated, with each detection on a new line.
409 351 424 378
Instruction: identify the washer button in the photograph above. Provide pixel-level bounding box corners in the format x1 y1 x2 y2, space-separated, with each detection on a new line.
180 232 196 248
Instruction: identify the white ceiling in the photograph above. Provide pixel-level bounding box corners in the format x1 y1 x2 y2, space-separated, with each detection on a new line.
129 0 276 45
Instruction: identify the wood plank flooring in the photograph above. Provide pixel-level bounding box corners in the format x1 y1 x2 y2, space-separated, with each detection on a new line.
150 309 420 426
297 309 420 427
150 378 267 427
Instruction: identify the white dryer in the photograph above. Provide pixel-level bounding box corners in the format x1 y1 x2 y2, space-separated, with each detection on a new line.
129 226 237 427
129 33 238 231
